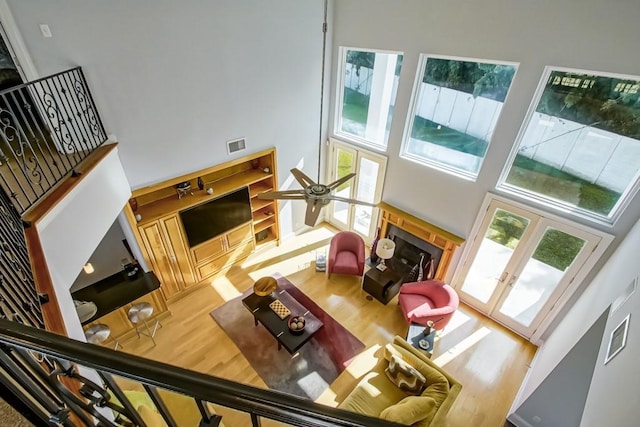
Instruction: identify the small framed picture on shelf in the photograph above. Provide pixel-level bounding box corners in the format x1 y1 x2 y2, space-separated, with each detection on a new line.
604 314 630 365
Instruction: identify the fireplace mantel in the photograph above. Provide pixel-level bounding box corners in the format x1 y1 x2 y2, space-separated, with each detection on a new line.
377 202 465 282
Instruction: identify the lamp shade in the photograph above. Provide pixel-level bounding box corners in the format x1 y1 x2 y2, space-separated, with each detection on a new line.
375 238 395 260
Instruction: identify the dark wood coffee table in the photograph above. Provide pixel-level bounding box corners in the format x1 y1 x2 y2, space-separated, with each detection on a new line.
242 289 323 354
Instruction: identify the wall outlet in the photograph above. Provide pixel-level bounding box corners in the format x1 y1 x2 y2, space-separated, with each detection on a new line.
39 24 52 38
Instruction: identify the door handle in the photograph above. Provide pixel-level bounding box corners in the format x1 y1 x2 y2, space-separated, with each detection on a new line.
498 271 508 283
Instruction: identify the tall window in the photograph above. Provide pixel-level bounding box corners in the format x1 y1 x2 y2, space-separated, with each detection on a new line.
401 55 517 179
498 67 640 223
334 48 403 149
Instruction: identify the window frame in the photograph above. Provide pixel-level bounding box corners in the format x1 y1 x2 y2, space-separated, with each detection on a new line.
400 53 519 181
496 66 640 226
333 46 404 152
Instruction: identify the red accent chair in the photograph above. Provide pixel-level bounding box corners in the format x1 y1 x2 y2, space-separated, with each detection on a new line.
398 280 459 329
327 231 365 278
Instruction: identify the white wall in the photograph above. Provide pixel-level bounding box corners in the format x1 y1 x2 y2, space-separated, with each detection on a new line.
7 0 327 236
509 216 640 425
330 0 640 240
36 147 131 340
581 279 640 426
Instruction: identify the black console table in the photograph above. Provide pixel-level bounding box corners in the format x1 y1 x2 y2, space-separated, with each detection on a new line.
362 265 403 305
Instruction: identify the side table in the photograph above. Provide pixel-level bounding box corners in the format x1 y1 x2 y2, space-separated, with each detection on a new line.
406 322 435 358
362 265 403 304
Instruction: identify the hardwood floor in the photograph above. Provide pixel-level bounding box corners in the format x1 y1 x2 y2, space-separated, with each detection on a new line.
118 225 537 427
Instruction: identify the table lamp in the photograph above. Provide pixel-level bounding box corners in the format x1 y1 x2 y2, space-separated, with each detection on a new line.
375 238 395 271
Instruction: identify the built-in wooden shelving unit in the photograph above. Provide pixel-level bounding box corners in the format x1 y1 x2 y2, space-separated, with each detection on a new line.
124 148 280 301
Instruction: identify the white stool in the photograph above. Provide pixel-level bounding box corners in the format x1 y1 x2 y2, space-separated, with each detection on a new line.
127 302 161 346
85 323 122 351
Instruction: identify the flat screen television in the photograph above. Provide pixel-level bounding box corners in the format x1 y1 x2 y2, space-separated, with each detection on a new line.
179 187 252 247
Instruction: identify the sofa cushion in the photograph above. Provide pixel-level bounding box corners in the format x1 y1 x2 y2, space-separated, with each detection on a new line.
379 395 437 425
137 404 166 427
383 342 402 362
334 251 359 274
385 354 426 395
393 345 450 407
399 293 435 319
338 371 407 416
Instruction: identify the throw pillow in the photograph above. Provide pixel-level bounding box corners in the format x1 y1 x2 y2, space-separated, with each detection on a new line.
385 354 426 395
380 396 437 425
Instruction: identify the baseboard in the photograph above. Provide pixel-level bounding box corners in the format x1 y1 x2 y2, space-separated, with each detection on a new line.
506 413 534 427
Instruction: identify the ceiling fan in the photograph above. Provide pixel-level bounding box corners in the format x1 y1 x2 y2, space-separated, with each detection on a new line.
258 168 378 226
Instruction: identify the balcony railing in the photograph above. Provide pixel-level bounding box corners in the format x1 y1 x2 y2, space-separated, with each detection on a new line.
0 319 401 427
0 67 106 214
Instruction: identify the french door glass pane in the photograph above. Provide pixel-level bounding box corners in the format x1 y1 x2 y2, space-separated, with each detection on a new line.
460 209 530 303
352 158 379 235
502 69 640 220
339 49 403 147
332 148 355 224
403 56 516 176
498 228 586 326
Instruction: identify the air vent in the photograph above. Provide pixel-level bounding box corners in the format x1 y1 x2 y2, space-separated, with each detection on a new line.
227 137 246 155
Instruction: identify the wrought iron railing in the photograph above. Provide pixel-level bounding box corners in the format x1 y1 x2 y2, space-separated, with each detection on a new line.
0 184 43 328
0 319 401 427
0 67 107 214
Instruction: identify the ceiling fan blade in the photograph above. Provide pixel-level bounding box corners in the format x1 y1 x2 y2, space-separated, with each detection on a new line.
290 168 317 188
304 199 324 227
258 190 306 200
328 195 379 208
327 172 356 190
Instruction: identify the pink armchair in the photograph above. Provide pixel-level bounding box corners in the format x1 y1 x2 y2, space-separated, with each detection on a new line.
398 280 459 329
327 231 365 278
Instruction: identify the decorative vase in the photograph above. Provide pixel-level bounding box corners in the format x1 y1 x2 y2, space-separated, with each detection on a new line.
424 259 435 280
416 253 426 281
407 253 426 282
369 227 381 263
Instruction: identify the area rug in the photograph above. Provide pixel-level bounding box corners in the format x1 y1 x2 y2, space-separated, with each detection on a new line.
210 274 365 400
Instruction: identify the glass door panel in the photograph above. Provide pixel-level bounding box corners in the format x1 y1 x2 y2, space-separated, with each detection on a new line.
454 196 605 339
352 157 379 236
495 226 587 330
327 140 387 242
459 208 532 305
331 146 356 228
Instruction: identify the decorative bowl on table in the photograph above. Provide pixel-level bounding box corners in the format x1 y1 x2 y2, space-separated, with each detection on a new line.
288 315 306 335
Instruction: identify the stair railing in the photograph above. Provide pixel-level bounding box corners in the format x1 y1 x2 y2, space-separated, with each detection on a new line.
0 67 107 214
0 318 401 427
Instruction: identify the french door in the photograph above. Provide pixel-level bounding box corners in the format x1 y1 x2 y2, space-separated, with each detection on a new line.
326 139 387 241
453 197 606 339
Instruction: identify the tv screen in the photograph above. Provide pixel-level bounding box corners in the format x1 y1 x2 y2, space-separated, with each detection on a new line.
180 187 252 247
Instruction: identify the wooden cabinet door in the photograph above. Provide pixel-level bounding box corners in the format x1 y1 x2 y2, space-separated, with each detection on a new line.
160 215 196 289
139 221 182 300
226 223 252 248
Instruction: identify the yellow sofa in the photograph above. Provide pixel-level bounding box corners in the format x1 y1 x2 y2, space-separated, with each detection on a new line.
117 389 226 427
337 336 462 426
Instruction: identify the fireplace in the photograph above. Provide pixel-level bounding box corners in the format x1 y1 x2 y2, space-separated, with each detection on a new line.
377 202 464 282
386 224 443 278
